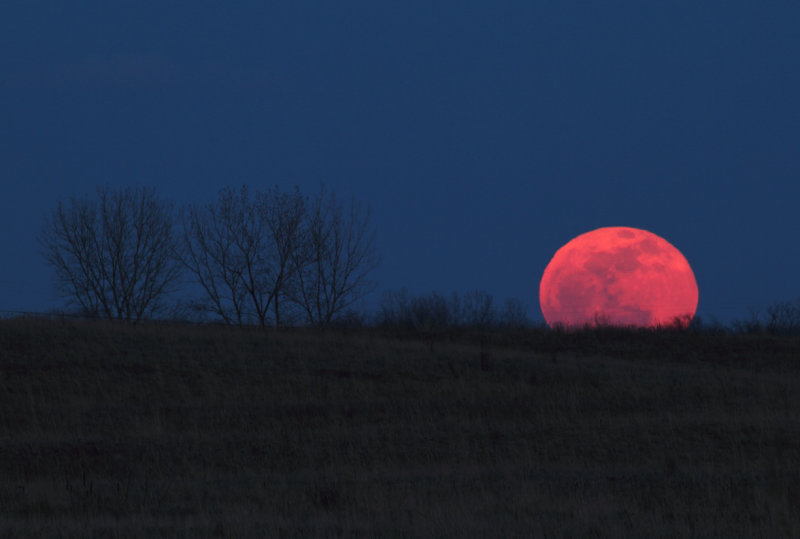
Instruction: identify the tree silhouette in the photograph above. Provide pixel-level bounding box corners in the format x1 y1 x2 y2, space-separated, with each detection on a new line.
178 185 305 327
289 184 379 327
39 185 181 322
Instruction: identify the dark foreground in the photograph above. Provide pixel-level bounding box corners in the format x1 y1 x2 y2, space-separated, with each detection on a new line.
1 319 799 537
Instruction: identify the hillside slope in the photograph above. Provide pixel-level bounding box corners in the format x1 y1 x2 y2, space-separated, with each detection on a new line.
1 319 799 537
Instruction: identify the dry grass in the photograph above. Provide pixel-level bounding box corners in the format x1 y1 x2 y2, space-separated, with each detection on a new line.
1 318 799 537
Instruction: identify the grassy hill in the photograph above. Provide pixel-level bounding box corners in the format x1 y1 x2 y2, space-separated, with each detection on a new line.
1 318 799 537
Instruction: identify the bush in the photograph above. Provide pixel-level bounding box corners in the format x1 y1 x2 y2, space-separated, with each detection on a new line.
376 288 529 331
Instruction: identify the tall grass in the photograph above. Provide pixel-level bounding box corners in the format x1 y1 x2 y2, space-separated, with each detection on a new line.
1 318 799 537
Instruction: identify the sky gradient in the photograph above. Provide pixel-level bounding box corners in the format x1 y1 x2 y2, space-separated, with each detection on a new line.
2 1 800 324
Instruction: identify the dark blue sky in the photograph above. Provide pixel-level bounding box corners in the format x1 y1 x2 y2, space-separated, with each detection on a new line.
2 1 800 323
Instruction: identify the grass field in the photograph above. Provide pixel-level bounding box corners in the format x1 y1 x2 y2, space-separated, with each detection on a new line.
1 318 799 537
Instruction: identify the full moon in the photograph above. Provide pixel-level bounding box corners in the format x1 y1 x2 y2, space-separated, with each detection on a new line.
539 227 699 328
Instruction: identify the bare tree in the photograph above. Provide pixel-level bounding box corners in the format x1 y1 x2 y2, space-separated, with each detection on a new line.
179 186 252 325
456 290 496 328
498 297 529 328
261 186 306 327
766 299 800 335
179 185 306 327
39 185 181 323
377 289 503 329
377 288 414 327
290 185 379 327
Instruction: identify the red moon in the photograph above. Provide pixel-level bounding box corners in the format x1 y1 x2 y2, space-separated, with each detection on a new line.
539 227 698 328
